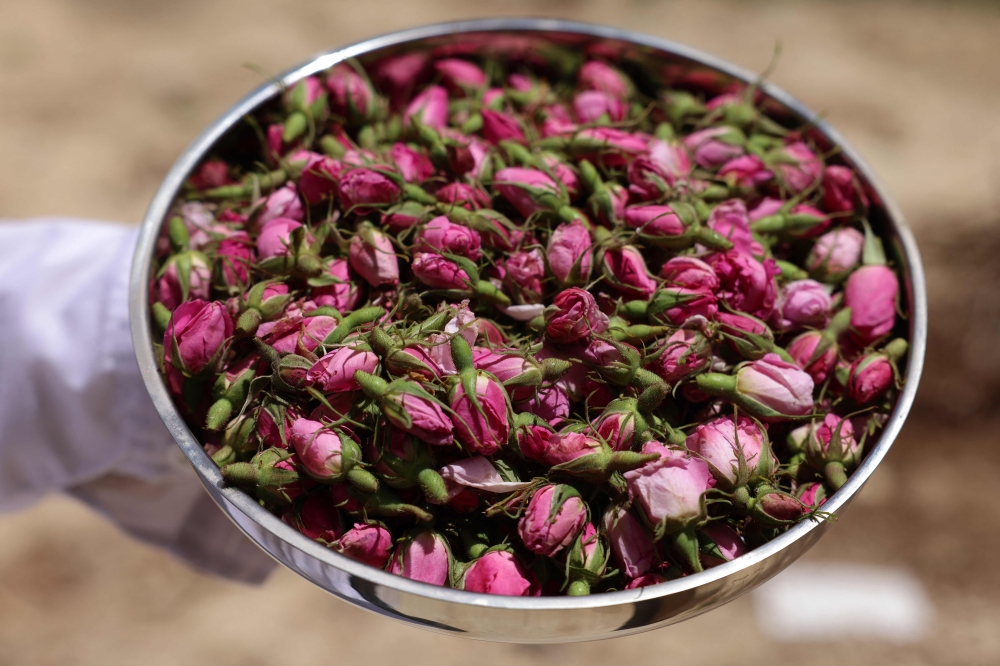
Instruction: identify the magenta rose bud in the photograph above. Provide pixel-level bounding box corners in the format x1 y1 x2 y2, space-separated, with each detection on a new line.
288 418 352 481
295 151 343 204
578 60 631 97
285 492 343 543
822 165 870 214
307 345 380 392
434 58 487 91
807 227 864 283
684 126 745 169
333 524 393 568
625 573 666 589
780 279 832 330
787 330 837 385
847 350 898 405
518 484 588 556
256 182 304 228
349 225 399 287
739 353 815 419
686 415 768 488
390 143 434 183
450 373 510 456
404 85 449 129
718 154 773 189
844 265 898 345
658 256 720 292
707 199 759 256
386 389 454 446
411 252 471 290
388 530 452 586
256 218 302 260
154 252 212 310
216 234 255 288
481 109 526 144
416 216 482 259
546 219 593 286
462 550 540 596
436 182 491 211
699 523 748 568
573 90 628 123
325 64 375 122
623 443 715 532
653 329 711 384
164 299 233 376
545 287 610 343
773 141 823 194
604 506 656 579
504 249 546 303
602 245 658 299
706 250 779 319
338 168 400 215
494 167 563 218
311 258 363 312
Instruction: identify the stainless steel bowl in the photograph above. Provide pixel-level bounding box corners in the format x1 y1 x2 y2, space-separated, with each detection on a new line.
129 18 927 643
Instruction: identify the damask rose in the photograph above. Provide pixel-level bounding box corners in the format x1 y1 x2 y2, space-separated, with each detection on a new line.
545 288 609 343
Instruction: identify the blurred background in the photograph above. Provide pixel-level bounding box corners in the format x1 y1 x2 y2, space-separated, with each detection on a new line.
1 0 999 663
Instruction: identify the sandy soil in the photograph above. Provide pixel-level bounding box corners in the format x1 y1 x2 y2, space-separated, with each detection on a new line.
1 0 999 663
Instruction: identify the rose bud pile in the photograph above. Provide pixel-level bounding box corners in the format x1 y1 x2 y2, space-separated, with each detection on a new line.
152 50 908 596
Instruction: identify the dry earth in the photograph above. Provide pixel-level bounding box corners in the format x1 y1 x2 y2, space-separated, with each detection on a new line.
2 0 1000 663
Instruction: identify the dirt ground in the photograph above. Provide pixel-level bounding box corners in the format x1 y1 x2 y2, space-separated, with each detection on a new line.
2 0 1000 664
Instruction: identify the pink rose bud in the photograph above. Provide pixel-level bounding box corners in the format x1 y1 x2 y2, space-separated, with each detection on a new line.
515 383 572 424
595 409 638 452
390 143 435 183
349 225 399 287
434 58 487 91
216 233 255 288
285 492 343 543
188 159 234 190
386 389 454 446
573 90 628 124
164 299 233 376
257 182 304 228
588 181 629 226
520 428 603 465
772 141 823 194
572 127 648 166
847 339 907 405
626 154 682 201
718 154 773 189
807 227 864 283
545 287 610 343
658 256 720 292
706 251 779 319
338 168 400 215
462 550 540 596
504 249 546 303
684 126 745 169
494 167 564 218
518 484 588 556
787 330 837 384
822 165 870 214
698 523 748 568
325 64 375 122
707 199 760 256
306 345 380 392
388 530 452 586
780 279 832 330
294 151 343 204
153 252 212 310
437 182 492 211
653 328 711 384
481 109 526 144
416 216 482 260
602 245 658 299
374 52 428 101
450 373 510 455
686 415 769 488
623 443 715 530
311 258 363 312
604 506 657 579
578 60 631 97
707 353 815 421
382 200 430 231
546 219 593 286
333 524 393 568
404 85 449 129
265 315 338 355
288 418 357 481
648 286 719 325
844 265 898 345
256 218 303 259
797 482 828 509
411 252 471 290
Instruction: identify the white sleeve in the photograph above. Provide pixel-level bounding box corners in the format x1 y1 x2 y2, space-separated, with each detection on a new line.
0 218 275 583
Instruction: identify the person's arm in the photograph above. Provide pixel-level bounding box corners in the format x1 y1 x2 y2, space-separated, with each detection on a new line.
0 218 275 583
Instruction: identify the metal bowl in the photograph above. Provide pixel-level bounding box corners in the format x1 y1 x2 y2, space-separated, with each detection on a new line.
129 18 926 643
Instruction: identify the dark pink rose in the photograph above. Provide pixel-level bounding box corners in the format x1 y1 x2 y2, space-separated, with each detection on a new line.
462 550 540 596
307 345 380 392
450 373 510 456
518 485 587 556
416 216 482 260
545 288 609 343
546 219 593 285
844 265 898 344
311 258 363 312
388 530 451 586
338 168 400 215
404 85 449 129
390 143 435 183
164 299 233 376
349 227 399 287
333 524 393 568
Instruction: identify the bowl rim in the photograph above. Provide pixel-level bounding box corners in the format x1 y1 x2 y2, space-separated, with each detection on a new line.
129 17 927 611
